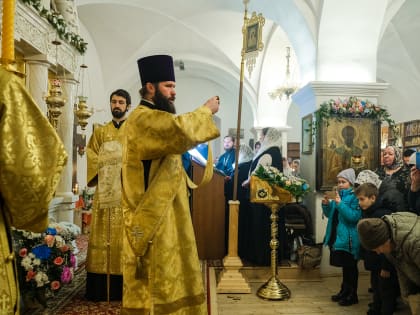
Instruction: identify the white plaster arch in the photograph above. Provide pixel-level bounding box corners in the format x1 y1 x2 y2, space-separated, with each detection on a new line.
317 0 389 82
76 0 317 129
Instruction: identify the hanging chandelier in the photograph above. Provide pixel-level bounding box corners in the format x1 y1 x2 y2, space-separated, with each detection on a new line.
74 63 93 131
268 46 299 100
45 40 66 129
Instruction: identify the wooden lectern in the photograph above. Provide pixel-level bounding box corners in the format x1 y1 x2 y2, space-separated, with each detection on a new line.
191 160 226 259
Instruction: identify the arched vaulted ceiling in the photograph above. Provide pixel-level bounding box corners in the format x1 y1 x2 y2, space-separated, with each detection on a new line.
76 0 420 128
77 0 317 111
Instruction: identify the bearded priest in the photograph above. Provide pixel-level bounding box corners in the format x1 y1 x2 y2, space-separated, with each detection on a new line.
85 89 131 301
121 54 220 315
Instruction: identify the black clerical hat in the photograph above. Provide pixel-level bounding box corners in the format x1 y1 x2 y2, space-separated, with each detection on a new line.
137 55 175 86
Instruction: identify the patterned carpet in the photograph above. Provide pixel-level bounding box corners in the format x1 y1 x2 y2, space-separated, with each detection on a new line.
31 235 211 314
51 271 122 315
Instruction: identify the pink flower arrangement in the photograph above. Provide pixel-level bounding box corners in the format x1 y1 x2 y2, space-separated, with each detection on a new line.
12 221 80 304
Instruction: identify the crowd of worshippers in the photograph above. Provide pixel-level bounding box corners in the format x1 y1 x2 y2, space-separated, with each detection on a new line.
321 146 420 315
216 138 420 314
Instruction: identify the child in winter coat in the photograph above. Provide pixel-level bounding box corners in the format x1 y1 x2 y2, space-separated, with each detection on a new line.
322 168 362 306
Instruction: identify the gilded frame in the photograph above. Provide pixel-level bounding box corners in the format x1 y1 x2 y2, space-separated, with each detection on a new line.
245 23 259 53
316 117 380 191
243 12 264 54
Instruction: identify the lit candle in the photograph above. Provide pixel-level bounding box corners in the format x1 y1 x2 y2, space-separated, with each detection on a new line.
1 0 16 62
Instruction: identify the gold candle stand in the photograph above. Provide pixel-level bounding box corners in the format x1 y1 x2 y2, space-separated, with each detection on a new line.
250 176 292 300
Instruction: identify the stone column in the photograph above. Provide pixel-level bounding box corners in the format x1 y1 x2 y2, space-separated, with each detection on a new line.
25 58 50 115
55 77 78 222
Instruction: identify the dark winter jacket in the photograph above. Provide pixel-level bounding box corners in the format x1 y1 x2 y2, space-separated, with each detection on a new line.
322 187 362 259
361 181 406 271
375 167 410 209
407 190 420 215
378 179 406 212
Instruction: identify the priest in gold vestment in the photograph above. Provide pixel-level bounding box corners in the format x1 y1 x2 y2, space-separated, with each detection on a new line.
85 89 131 301
121 55 220 315
0 66 67 315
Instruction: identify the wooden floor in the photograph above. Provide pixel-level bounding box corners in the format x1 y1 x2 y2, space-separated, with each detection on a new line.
210 265 411 315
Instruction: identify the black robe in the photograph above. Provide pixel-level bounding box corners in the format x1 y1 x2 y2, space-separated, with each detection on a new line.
241 146 287 265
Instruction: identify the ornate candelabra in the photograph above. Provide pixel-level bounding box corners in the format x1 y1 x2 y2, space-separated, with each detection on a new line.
46 78 66 129
46 40 66 129
74 95 92 130
250 176 293 300
74 64 93 130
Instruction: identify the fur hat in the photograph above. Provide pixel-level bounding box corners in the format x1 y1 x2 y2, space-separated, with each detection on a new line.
337 168 355 185
355 170 382 188
137 55 175 86
357 218 390 250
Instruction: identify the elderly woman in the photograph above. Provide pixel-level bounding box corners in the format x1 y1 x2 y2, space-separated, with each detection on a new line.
374 145 410 210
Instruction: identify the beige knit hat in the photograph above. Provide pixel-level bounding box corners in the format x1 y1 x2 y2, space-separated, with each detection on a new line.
337 168 356 185
357 218 390 250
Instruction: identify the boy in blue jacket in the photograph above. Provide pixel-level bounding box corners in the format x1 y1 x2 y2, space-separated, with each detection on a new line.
322 168 361 306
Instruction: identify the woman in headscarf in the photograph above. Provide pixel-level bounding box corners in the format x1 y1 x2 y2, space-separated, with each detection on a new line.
241 127 285 265
374 145 410 210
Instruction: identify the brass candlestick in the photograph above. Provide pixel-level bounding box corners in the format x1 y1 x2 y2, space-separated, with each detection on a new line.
250 176 292 300
256 202 290 300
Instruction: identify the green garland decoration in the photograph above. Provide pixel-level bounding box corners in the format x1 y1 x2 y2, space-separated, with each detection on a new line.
20 0 88 55
312 96 398 138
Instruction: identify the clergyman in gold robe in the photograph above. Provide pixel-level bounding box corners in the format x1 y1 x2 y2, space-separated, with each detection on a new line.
121 54 220 315
85 89 131 301
0 66 67 315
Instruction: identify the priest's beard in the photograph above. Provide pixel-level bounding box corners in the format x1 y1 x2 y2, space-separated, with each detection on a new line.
153 88 176 114
112 108 127 119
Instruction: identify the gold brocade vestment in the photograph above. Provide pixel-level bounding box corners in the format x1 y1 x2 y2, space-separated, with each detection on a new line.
86 121 125 275
0 67 67 315
121 104 220 315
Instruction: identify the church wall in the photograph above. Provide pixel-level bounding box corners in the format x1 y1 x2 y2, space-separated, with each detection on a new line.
377 3 420 123
286 102 301 143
